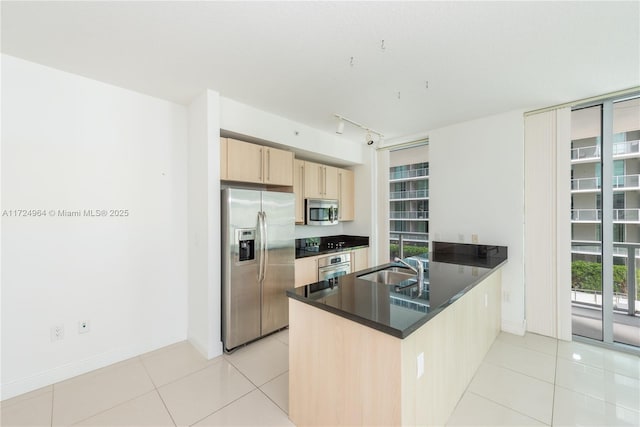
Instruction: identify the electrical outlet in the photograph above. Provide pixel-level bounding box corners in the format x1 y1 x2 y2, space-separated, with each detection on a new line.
472 234 479 244
417 352 424 379
50 325 64 342
78 320 90 334
458 234 464 242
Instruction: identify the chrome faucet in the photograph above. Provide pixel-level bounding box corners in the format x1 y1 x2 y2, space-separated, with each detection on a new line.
394 257 424 296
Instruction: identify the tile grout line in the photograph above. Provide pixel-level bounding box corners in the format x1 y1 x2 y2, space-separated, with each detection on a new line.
257 370 289 415
481 359 556 386
465 390 551 426
153 389 177 427
137 355 178 427
550 337 558 426
497 334 559 357
186 388 256 427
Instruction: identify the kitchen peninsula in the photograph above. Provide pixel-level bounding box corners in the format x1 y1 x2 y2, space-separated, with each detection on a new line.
287 242 507 426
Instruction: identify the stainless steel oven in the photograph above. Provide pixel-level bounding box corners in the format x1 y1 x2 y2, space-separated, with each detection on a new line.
307 252 352 295
318 253 351 283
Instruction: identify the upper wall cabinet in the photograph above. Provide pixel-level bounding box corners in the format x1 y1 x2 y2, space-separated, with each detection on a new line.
220 137 228 180
225 138 294 186
304 161 338 200
338 168 354 221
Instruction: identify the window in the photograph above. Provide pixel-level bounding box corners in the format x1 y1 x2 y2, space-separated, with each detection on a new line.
388 142 429 260
570 94 640 348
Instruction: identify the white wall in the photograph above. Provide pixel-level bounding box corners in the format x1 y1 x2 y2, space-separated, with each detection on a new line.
1 55 189 399
429 110 526 334
187 90 222 358
220 97 364 165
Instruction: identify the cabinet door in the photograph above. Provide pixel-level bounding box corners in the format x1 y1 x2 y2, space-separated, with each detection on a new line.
220 137 228 180
295 256 318 288
227 138 263 183
338 168 354 221
264 147 294 186
303 161 323 199
351 248 369 273
293 159 305 224
323 165 339 199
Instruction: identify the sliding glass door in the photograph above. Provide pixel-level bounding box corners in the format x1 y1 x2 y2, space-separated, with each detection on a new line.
571 95 640 348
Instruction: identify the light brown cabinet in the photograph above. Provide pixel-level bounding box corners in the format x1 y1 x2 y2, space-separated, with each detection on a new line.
351 247 369 273
304 161 338 199
338 168 354 221
225 138 294 186
295 256 318 288
293 159 305 224
219 137 228 180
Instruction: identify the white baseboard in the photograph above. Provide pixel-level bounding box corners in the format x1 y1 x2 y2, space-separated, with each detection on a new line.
1 336 184 401
501 318 526 336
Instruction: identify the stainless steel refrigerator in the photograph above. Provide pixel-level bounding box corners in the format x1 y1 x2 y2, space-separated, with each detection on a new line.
221 188 295 351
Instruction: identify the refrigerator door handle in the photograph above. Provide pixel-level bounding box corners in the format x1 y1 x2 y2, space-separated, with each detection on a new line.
258 211 268 283
262 212 269 281
257 212 265 283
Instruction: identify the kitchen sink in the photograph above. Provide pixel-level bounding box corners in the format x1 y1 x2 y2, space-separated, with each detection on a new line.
357 267 416 285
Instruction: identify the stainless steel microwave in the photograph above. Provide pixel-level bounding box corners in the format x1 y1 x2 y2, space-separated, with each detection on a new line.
305 199 339 225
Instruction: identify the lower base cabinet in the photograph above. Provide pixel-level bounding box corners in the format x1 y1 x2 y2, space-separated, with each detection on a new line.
289 269 502 426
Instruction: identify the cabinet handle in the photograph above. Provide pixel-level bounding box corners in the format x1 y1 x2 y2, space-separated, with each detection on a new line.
259 148 263 181
322 167 326 195
338 174 342 219
318 166 322 196
267 149 271 182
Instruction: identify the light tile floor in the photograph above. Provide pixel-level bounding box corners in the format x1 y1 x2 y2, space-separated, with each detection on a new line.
2 330 639 426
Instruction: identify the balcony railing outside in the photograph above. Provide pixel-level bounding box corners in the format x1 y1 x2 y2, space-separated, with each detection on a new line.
613 174 640 189
571 140 640 161
571 177 600 191
571 243 640 316
389 167 429 180
389 189 429 200
389 211 429 219
571 209 601 221
390 231 429 243
571 145 600 161
613 140 640 156
571 208 640 222
613 208 640 222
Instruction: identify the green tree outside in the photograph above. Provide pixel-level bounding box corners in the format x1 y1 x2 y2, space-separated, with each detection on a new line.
571 260 640 298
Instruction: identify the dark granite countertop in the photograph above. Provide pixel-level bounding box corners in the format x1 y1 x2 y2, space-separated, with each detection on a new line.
287 242 507 339
295 235 369 259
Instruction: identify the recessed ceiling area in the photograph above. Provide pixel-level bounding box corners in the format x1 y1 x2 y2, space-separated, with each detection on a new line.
2 1 638 141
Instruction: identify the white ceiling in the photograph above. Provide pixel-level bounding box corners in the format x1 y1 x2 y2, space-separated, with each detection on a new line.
2 1 639 142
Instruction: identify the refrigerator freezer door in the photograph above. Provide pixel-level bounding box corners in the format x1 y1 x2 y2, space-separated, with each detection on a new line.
222 188 262 350
261 191 295 335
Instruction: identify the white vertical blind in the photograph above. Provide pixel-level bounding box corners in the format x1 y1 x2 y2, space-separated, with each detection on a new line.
524 108 572 340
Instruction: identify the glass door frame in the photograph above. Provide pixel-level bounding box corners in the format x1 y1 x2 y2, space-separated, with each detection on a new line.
573 94 640 351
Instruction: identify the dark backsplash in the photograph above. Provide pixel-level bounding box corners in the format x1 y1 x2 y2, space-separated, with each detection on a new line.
432 241 508 268
295 235 369 258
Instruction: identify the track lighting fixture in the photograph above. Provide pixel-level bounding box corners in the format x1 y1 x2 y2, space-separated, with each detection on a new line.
333 114 384 146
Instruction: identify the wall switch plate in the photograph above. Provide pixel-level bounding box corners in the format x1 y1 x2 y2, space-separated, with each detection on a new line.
51 325 64 342
78 320 90 334
417 352 424 379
